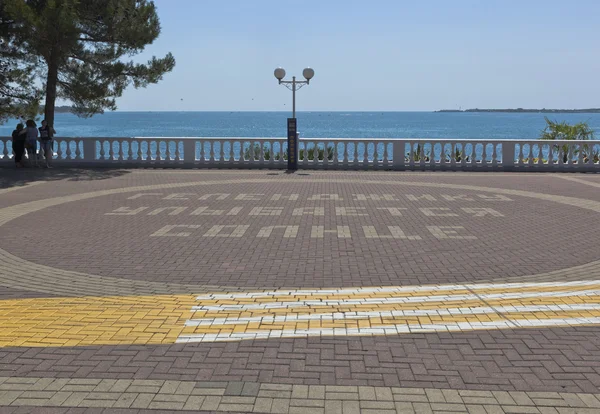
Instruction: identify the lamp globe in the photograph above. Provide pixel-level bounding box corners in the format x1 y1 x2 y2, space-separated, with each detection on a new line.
303 67 315 81
274 67 286 81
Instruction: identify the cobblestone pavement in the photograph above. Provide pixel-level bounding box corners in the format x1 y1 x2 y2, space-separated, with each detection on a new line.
1 168 600 413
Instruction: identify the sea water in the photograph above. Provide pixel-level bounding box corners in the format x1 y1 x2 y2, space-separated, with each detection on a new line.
2 111 600 161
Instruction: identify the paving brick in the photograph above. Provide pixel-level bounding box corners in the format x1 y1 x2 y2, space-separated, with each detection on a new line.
192 387 226 396
200 396 221 411
430 402 469 412
308 385 325 399
359 400 395 409
62 392 89 407
324 400 342 414
288 407 324 414
253 397 273 412
326 392 359 400
182 395 205 410
271 398 290 414
129 393 154 409
111 393 137 409
3 170 600 414
341 400 360 414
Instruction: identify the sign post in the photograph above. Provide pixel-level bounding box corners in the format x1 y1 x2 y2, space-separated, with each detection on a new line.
287 118 298 171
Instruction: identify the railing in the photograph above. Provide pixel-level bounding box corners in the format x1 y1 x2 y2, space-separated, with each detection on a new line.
1 137 599 171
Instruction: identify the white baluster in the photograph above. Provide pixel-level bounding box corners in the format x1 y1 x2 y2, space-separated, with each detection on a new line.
197 141 203 163
52 140 60 160
65 140 72 160
481 143 487 166
164 140 171 161
154 141 161 161
246 142 252 163
343 142 348 166
126 140 132 161
372 142 378 168
175 141 181 161
108 140 115 160
383 142 389 168
144 141 151 161
116 140 123 161
99 141 106 160
568 143 575 167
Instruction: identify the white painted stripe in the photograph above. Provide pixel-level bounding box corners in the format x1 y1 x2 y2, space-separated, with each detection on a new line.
184 304 600 326
195 280 600 300
176 317 600 343
192 289 600 311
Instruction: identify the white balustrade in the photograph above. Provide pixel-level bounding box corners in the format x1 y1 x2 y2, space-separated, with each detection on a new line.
1 137 599 171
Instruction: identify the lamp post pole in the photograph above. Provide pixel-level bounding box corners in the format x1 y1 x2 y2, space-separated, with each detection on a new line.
274 67 314 171
292 76 296 119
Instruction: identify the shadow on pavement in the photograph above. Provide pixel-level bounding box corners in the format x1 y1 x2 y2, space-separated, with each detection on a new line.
0 167 132 189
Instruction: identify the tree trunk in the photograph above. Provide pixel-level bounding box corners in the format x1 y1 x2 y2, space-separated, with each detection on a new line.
44 61 58 127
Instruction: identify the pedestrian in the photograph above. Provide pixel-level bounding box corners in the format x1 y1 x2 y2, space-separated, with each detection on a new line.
11 123 26 168
20 119 39 167
39 119 56 168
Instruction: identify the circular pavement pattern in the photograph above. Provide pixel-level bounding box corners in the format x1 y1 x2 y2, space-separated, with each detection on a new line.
1 178 599 288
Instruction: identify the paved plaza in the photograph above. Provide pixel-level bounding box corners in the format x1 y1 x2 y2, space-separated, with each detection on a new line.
1 169 600 413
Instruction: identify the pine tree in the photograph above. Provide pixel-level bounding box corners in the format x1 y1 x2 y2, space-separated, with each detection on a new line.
0 0 42 123
2 0 175 126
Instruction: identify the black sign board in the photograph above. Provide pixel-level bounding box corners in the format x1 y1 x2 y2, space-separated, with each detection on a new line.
287 118 298 171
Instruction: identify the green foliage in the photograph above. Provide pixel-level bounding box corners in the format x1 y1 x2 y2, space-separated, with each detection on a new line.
405 144 468 163
243 145 337 162
1 0 175 125
243 144 286 161
0 0 42 122
299 146 335 161
540 118 595 163
540 117 595 141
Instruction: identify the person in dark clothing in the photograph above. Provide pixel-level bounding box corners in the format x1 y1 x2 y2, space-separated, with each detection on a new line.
39 119 56 168
11 123 26 167
20 119 39 167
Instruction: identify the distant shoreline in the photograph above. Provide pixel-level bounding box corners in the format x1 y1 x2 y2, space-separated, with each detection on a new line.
436 108 600 113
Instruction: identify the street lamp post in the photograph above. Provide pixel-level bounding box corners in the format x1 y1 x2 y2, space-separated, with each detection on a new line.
274 67 314 171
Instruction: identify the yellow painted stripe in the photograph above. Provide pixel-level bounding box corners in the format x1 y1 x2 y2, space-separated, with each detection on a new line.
180 310 600 335
2 287 600 348
0 294 197 348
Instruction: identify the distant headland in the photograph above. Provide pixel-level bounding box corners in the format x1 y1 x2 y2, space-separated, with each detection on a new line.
436 108 600 113
50 106 74 114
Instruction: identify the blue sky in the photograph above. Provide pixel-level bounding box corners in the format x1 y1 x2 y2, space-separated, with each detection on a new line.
116 0 600 111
